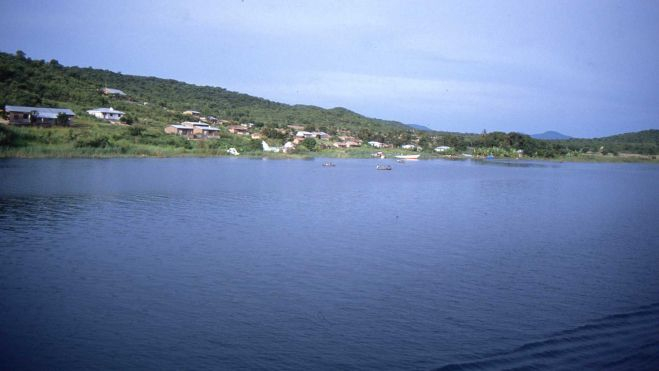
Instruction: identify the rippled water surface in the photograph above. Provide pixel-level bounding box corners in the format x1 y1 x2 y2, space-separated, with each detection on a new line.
1 158 658 369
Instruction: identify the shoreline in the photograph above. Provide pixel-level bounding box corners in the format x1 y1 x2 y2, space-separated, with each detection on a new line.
1 149 657 163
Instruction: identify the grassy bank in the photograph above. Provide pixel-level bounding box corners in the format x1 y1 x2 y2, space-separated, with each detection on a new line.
2 124 658 162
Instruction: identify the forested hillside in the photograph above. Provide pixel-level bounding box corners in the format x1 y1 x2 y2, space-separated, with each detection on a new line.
1 50 657 159
557 130 659 155
0 51 408 132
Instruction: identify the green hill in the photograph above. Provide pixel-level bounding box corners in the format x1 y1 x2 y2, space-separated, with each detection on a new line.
0 51 408 132
1 50 657 160
557 130 659 155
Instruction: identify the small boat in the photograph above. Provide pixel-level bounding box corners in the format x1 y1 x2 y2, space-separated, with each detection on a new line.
376 164 392 170
394 154 420 160
486 154 495 160
322 162 336 167
396 159 405 163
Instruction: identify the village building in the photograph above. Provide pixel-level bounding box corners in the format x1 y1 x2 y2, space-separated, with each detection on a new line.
5 105 75 125
296 131 330 140
87 107 125 121
164 121 220 138
333 140 362 148
401 144 417 150
164 124 194 137
194 126 220 138
101 87 127 96
182 110 201 117
185 121 207 128
368 141 385 148
228 125 249 135
434 146 452 152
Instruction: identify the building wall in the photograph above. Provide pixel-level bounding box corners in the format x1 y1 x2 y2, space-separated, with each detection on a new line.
164 126 179 135
8 112 30 124
89 111 104 119
7 112 73 125
89 111 123 120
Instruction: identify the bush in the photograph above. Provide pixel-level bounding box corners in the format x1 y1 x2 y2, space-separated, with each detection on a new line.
302 137 317 151
75 134 111 148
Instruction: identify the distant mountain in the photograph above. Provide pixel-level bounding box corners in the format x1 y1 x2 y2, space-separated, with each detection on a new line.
407 124 433 131
531 131 572 140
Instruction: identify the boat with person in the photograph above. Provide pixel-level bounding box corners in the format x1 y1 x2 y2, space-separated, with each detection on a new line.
376 164 392 170
322 162 336 167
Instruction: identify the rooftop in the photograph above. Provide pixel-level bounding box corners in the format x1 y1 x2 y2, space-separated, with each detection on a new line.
88 107 125 114
170 125 194 130
102 88 127 95
5 105 75 116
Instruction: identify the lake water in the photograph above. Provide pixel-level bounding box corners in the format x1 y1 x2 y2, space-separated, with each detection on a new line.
1 158 658 370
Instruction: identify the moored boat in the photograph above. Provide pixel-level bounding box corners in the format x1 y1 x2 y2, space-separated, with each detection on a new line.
394 154 420 160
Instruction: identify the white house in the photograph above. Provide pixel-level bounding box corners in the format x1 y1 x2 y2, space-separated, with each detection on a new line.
87 107 125 121
401 144 417 150
296 131 330 140
434 146 452 152
368 141 385 148
101 87 127 96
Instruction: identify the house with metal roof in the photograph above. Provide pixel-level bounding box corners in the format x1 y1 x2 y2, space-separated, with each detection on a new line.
227 125 249 135
5 105 75 125
434 146 452 152
101 87 127 96
87 107 125 121
164 124 195 137
193 125 220 138
181 122 221 138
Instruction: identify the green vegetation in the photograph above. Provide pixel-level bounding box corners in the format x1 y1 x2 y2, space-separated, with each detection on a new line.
1 50 657 161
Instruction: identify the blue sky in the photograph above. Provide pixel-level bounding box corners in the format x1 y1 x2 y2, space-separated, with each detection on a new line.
2 0 658 137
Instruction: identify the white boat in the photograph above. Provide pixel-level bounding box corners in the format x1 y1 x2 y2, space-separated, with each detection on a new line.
394 154 420 160
376 164 392 170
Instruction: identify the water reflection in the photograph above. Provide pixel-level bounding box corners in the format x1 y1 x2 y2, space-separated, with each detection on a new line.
471 159 562 168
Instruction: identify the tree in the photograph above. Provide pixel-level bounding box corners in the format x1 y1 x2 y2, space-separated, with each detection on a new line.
302 137 317 151
120 113 136 125
56 112 69 125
